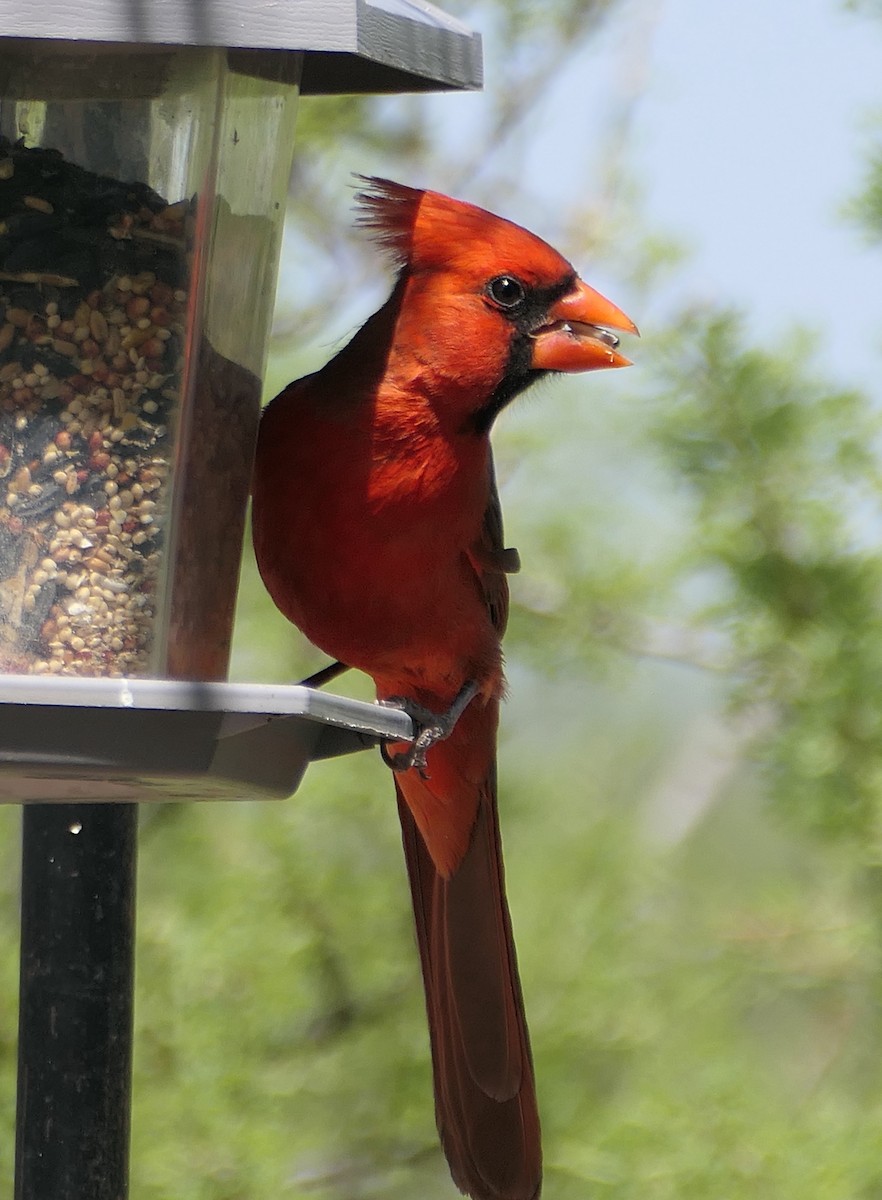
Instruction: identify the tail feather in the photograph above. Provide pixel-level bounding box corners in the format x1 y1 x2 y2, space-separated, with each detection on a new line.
396 769 541 1200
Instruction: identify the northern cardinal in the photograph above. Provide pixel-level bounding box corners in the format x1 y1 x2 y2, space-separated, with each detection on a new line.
251 179 636 1200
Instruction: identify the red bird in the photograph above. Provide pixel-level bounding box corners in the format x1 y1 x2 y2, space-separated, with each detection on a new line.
251 179 636 1200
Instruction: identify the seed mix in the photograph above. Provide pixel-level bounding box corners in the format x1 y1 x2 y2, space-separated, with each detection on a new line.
0 135 188 676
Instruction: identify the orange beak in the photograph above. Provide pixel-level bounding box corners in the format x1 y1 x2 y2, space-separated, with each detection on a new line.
530 278 638 372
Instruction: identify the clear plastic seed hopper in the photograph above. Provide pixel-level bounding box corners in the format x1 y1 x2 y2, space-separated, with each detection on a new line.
0 3 481 1196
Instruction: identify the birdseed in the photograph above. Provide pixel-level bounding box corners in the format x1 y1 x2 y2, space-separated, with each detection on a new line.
0 136 186 676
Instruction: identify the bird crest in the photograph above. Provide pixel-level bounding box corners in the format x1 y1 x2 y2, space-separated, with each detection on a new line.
353 175 574 284
354 176 424 266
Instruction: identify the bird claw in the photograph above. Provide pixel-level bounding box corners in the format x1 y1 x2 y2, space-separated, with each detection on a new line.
380 681 479 775
380 724 440 774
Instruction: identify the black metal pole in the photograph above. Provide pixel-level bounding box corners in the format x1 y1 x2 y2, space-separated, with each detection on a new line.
15 803 138 1200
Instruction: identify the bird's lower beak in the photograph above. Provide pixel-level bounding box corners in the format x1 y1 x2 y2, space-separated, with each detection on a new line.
530 278 638 372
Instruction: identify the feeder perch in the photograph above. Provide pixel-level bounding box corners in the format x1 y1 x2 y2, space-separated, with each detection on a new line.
0 673 415 802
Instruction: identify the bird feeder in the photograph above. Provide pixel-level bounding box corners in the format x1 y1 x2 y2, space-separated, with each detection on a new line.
0 4 481 1197
0 1 481 795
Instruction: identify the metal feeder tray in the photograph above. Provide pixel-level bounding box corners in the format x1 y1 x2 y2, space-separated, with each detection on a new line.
0 674 415 804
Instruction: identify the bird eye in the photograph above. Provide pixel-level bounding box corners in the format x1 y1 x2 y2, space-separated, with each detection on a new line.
487 275 526 309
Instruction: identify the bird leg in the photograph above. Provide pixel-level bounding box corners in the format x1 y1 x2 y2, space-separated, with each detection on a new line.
300 660 350 689
380 680 479 774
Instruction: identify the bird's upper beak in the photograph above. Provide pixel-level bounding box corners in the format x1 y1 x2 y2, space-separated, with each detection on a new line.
530 278 638 372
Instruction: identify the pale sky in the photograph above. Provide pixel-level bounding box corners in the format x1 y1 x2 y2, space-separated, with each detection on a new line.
633 0 881 391
431 0 881 391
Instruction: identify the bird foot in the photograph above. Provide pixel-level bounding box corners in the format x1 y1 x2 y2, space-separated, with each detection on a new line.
380 680 479 774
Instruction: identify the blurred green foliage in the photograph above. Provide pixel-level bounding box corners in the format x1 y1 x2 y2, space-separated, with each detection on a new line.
3 1 882 1197
851 147 882 240
648 313 882 847
848 4 882 238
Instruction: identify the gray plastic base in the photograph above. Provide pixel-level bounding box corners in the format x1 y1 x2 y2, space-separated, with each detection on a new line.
0 675 415 803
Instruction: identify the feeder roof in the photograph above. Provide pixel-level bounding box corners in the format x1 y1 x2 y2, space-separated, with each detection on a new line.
0 0 483 94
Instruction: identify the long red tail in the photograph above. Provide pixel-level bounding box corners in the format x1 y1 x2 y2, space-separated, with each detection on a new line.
395 764 541 1200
